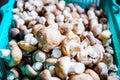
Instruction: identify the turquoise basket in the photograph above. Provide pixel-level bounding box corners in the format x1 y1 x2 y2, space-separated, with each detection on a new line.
0 0 120 79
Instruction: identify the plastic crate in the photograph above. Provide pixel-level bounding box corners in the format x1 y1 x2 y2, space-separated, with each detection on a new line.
0 0 120 79
0 0 15 79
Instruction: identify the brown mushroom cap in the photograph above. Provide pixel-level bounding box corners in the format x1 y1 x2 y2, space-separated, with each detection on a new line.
69 73 94 80
32 24 45 35
55 56 70 79
61 31 81 57
94 62 108 80
18 41 37 52
108 76 120 80
39 69 52 80
8 40 22 67
55 56 85 79
76 45 103 65
85 69 100 80
36 27 64 52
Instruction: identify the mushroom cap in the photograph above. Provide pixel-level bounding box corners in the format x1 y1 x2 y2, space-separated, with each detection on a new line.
18 41 37 52
32 24 45 35
76 45 103 65
94 62 108 80
55 56 70 79
85 69 100 80
108 76 120 80
39 69 52 80
25 64 38 77
61 31 81 57
69 73 94 80
102 52 113 68
98 30 111 40
36 27 64 52
9 40 22 67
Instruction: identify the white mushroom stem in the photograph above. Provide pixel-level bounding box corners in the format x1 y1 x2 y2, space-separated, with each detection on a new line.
33 50 46 62
51 47 62 58
32 62 43 71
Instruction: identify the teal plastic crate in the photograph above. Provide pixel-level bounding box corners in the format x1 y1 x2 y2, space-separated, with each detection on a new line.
0 0 15 79
0 0 15 48
0 0 120 79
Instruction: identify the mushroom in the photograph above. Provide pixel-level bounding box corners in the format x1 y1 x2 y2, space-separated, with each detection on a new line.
32 62 43 71
10 68 19 78
56 0 65 11
69 73 94 80
86 32 102 45
58 23 73 35
32 24 45 35
18 41 37 52
53 9 62 16
28 20 37 28
11 28 20 38
98 30 111 44
71 11 80 19
48 23 59 30
63 10 73 22
74 4 85 14
36 27 64 52
39 69 52 80
24 64 38 77
76 45 103 65
55 14 64 22
72 20 85 35
51 77 61 80
45 12 55 25
24 33 38 45
61 31 82 57
37 16 46 25
7 70 18 80
32 50 46 62
44 58 58 76
67 3 77 12
51 47 62 58
5 40 22 67
87 9 96 20
85 69 100 80
55 56 85 79
102 53 113 69
94 62 108 80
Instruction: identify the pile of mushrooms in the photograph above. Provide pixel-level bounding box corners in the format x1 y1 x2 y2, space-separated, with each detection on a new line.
0 0 120 79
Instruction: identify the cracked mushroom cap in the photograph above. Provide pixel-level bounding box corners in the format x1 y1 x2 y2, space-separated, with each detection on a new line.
69 73 94 80
36 27 65 52
8 40 22 67
61 31 81 57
